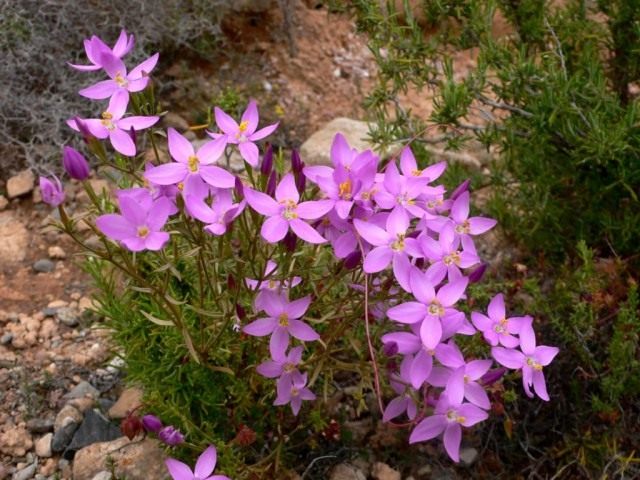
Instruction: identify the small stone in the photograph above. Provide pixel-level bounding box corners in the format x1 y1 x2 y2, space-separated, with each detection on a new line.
63 409 121 459
26 418 54 434
35 433 53 458
0 195 7 211
108 387 143 419
68 396 96 413
12 463 36 480
0 333 13 345
0 425 33 456
330 464 366 480
7 169 35 198
51 422 78 453
54 405 83 431
39 458 56 477
33 259 55 273
73 437 167 480
0 212 29 263
55 307 79 327
47 246 66 259
459 447 479 466
63 380 100 400
91 472 112 480
371 462 401 480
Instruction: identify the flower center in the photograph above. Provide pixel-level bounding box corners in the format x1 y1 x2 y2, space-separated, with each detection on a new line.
443 251 461 266
291 387 300 397
114 72 128 87
283 362 295 373
268 279 277 289
455 220 471 234
278 313 289 327
412 169 422 176
100 111 115 130
463 374 470 383
428 301 444 317
281 200 298 220
397 193 415 206
339 180 352 200
238 120 249 132
391 234 405 252
188 155 199 173
446 410 466 423
177 182 184 191
137 226 149 238
526 357 543 371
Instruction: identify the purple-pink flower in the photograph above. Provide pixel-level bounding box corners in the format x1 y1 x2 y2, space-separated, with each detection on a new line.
274 372 316 416
68 30 134 71
158 426 185 446
39 176 65 207
96 189 172 251
67 91 159 156
209 100 278 167
79 52 159 100
471 294 529 347
166 445 230 480
243 290 319 360
491 321 559 401
244 173 332 244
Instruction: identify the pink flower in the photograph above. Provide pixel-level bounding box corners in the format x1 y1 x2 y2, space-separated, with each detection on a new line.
491 322 559 401
144 128 233 194
409 395 488 462
185 188 245 236
244 173 333 244
39 176 65 207
68 30 134 71
435 343 492 409
209 100 278 167
79 52 159 100
353 208 422 291
274 372 316 416
383 356 418 422
165 445 230 480
471 294 529 347
96 189 172 251
399 146 447 183
243 291 319 360
245 261 301 311
67 91 159 156
449 191 497 237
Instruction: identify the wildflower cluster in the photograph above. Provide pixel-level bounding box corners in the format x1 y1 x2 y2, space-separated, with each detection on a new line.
42 30 558 467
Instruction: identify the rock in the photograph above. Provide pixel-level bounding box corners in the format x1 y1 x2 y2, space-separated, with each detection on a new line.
54 405 83 431
162 112 190 130
371 462 401 480
300 117 400 165
72 437 168 480
64 409 121 459
26 418 54 434
0 333 13 345
63 380 100 400
0 212 29 263
7 169 35 198
12 463 36 480
0 195 7 211
35 433 53 458
108 387 143 419
51 422 78 453
55 307 79 327
330 464 366 480
47 246 66 259
229 0 273 13
91 472 112 480
459 447 479 466
33 259 55 273
0 425 33 456
38 458 56 477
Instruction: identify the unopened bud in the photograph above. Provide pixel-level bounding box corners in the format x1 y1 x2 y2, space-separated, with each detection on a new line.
343 250 362 270
283 230 297 252
234 177 244 200
141 414 163 433
121 414 144 440
469 263 488 283
260 144 273 176
450 179 470 200
291 149 302 174
62 146 90 180
266 171 277 197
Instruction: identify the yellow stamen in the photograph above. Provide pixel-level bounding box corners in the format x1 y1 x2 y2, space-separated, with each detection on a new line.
428 301 445 317
443 251 461 266
391 234 406 252
238 120 249 132
114 72 127 87
278 313 289 327
455 220 471 234
177 182 184 191
412 169 422 176
526 357 543 371
188 155 199 173
137 226 149 238
339 180 352 200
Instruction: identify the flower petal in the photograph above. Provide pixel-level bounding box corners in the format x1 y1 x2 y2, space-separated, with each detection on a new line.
199 165 236 189
109 129 136 156
275 173 300 204
243 317 277 336
387 302 427 324
167 128 194 163
79 80 117 99
238 141 259 167
363 246 392 273
165 458 194 480
288 320 320 342
290 218 326 244
244 188 280 216
261 215 289 243
443 423 462 462
409 415 447 444
194 446 217 479
96 214 135 241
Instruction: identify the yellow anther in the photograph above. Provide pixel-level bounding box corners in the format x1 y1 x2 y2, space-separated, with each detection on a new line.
188 155 199 173
339 180 352 200
177 182 184 191
412 169 422 176
137 226 149 238
114 72 127 87
443 251 461 266
278 313 289 327
283 363 295 373
238 120 249 132
526 357 543 371
391 234 406 252
455 220 471 234
428 301 445 317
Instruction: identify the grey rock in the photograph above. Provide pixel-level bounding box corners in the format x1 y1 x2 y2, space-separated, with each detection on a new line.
0 333 13 345
459 447 479 466
12 463 36 480
51 422 78 453
63 381 99 400
91 472 112 480
26 418 54 434
42 307 57 317
55 307 79 327
33 259 55 273
63 409 122 460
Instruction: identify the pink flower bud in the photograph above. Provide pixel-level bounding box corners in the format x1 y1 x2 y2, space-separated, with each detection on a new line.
39 176 65 207
62 146 90 180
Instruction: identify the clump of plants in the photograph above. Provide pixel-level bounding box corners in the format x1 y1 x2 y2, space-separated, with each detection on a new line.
43 30 558 477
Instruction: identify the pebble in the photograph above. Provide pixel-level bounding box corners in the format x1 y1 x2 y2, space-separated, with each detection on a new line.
0 425 33 456
0 333 13 345
55 307 79 327
54 404 83 430
460 447 479 466
91 472 112 480
108 387 143 419
330 464 366 480
12 463 36 480
35 433 53 458
371 462 401 480
26 418 54 434
63 409 122 459
0 195 7 211
7 169 35 198
47 246 66 259
51 422 78 453
32 259 55 273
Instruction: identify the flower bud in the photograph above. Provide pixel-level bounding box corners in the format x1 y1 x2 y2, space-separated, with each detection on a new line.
480 367 507 386
129 126 137 145
283 230 297 252
141 414 163 433
295 168 306 195
121 414 143 440
74 116 93 141
39 176 65 207
266 171 277 197
450 179 470 201
235 303 246 320
468 263 488 284
260 144 273 176
158 426 185 446
343 250 362 270
62 146 90 180
234 177 244 200
291 149 302 174
227 274 237 291
382 341 398 357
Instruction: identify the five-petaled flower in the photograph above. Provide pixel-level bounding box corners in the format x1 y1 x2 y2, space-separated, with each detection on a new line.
165 445 230 480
